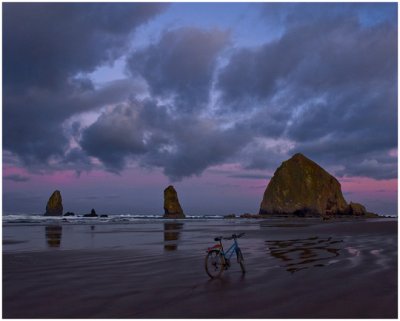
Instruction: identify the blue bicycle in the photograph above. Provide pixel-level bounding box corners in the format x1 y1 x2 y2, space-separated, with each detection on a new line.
205 233 246 278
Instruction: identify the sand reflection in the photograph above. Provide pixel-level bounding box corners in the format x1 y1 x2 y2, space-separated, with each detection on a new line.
45 225 62 248
164 222 183 251
266 236 342 273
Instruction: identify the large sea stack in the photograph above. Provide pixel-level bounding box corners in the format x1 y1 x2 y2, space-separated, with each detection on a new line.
44 190 63 216
259 153 349 216
163 185 185 218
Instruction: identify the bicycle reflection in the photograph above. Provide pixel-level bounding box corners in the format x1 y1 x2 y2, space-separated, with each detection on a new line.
266 236 343 273
164 222 183 251
45 225 62 248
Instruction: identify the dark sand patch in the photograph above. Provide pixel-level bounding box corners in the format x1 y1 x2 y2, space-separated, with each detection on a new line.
3 239 28 245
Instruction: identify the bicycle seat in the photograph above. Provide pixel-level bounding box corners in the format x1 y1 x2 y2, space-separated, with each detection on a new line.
232 233 245 239
216 233 245 241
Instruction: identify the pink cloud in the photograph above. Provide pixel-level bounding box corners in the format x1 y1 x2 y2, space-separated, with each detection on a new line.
341 177 397 197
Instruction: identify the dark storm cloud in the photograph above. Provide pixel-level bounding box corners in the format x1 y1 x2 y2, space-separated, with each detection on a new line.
80 99 251 180
235 138 293 173
3 3 166 167
80 11 397 181
260 2 397 28
4 79 141 165
4 3 397 183
3 3 166 89
217 15 397 180
335 157 397 180
61 148 94 175
292 141 397 180
80 103 148 172
127 27 230 112
143 117 249 180
217 18 396 108
77 26 244 180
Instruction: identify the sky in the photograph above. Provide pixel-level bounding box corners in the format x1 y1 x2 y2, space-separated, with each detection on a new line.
3 2 398 215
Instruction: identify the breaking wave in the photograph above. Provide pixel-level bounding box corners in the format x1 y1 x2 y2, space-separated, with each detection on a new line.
2 213 225 225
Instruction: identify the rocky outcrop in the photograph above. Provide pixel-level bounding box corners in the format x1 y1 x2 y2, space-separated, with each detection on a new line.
259 153 349 216
240 213 261 219
224 214 236 219
163 185 185 218
44 190 63 216
347 202 366 216
83 208 98 217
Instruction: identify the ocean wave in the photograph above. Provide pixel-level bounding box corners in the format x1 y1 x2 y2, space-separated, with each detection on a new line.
2 213 225 224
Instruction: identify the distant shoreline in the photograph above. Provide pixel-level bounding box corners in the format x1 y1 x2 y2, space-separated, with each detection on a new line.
3 213 397 218
2 213 397 226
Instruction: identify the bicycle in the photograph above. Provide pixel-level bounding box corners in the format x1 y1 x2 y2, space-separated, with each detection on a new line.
205 232 246 278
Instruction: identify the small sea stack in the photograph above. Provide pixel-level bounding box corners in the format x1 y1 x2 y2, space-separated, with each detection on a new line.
44 190 63 216
84 208 98 217
259 153 372 217
163 185 185 218
347 202 367 216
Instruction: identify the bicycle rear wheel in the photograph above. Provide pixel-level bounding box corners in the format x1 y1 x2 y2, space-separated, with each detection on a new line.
237 249 246 274
205 250 225 278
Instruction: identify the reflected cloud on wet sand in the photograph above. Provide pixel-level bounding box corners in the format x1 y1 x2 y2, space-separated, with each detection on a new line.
266 236 343 273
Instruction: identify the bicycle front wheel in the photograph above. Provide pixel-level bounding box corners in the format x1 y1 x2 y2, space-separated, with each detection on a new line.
205 250 225 278
237 249 246 274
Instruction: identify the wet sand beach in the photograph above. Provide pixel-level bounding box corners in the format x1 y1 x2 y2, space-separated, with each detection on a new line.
3 218 397 318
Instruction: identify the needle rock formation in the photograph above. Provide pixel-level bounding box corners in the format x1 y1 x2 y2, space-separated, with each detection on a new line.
44 190 63 216
163 185 185 218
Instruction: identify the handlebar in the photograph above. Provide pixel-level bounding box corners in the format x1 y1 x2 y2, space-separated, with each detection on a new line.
214 233 245 242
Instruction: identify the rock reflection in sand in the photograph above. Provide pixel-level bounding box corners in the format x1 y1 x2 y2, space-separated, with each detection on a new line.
266 236 343 273
164 222 183 251
45 225 62 248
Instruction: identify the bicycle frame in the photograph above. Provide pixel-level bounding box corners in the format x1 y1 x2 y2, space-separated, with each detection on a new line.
218 238 240 261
